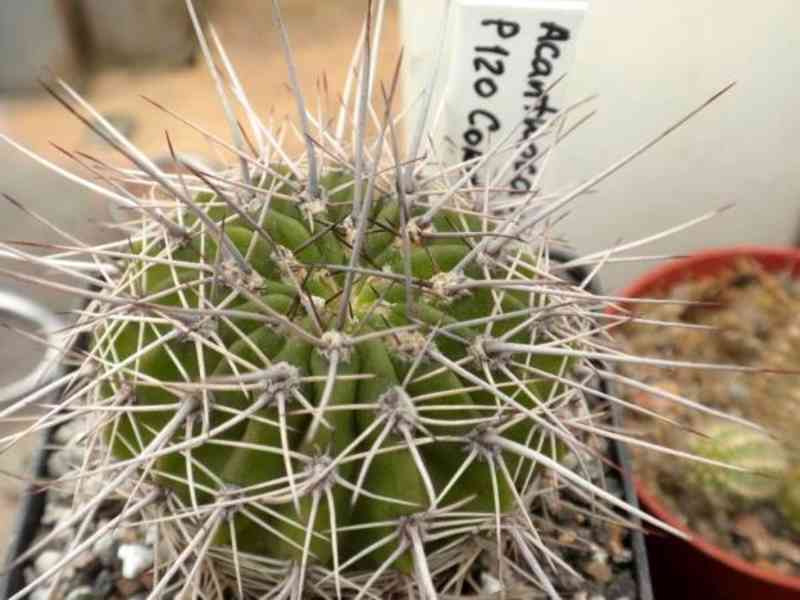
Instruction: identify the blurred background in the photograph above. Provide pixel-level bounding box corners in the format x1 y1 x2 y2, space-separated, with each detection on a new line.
1 0 800 562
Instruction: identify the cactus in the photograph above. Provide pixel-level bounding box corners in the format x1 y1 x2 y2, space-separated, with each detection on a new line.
778 469 800 533
0 1 748 599
688 421 789 504
99 163 572 568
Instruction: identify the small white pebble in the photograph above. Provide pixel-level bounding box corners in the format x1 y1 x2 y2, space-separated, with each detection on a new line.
117 544 154 579
47 446 84 478
30 588 56 600
42 503 70 526
145 525 159 546
70 472 106 498
480 573 504 594
590 545 609 564
612 548 633 564
24 566 36 582
93 533 114 557
34 549 63 575
54 418 88 445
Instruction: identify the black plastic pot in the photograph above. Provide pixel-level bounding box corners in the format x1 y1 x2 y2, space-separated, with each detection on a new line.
552 249 654 600
0 252 654 600
0 426 52 600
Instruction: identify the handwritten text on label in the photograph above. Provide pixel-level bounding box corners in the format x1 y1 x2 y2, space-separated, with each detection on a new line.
462 19 573 193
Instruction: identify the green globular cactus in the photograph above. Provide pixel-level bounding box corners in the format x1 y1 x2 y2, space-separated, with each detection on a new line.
688 421 789 504
97 165 571 578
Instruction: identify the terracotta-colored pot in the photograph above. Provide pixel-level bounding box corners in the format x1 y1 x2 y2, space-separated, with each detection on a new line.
615 246 800 599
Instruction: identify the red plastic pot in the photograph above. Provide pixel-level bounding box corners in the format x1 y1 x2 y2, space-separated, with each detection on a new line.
615 246 800 599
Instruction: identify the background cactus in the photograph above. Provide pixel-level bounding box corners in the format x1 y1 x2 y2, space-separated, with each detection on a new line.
778 469 800 533
687 421 789 504
0 1 748 599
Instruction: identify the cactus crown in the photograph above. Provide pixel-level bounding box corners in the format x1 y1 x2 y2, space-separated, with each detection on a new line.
0 2 745 599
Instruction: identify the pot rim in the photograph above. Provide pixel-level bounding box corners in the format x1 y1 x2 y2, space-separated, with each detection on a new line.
615 244 800 592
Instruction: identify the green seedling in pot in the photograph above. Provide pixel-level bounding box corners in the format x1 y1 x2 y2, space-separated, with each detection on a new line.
688 421 789 504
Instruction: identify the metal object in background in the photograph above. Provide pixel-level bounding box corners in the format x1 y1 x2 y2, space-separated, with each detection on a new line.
0 290 67 405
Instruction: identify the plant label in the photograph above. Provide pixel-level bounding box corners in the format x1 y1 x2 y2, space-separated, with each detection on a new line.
406 0 587 200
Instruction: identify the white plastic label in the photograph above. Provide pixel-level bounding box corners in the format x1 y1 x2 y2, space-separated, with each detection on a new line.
433 0 587 196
